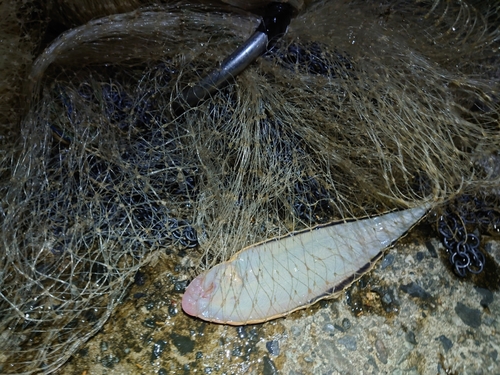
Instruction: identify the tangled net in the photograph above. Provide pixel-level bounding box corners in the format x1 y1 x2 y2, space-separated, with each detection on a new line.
0 0 499 373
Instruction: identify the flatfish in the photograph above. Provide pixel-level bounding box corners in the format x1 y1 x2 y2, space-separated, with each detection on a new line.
182 205 430 324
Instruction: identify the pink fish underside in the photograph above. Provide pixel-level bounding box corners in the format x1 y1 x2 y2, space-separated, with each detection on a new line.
182 205 429 325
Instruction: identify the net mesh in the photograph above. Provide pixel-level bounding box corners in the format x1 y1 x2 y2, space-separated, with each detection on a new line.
0 0 499 373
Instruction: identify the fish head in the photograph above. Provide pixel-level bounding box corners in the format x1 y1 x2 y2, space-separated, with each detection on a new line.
182 261 247 324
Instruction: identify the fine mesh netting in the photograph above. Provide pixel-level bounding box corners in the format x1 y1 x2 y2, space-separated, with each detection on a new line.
0 0 499 373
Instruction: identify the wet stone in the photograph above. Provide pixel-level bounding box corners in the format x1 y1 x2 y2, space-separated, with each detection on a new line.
382 292 393 305
455 302 481 328
231 346 242 357
236 326 247 339
338 335 357 351
400 282 431 300
263 356 279 375
380 253 395 269
168 303 178 316
151 340 168 362
416 251 425 262
158 369 168 375
266 340 280 356
437 335 453 352
173 279 188 293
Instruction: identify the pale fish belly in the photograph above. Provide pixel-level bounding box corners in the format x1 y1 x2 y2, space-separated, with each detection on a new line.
182 205 430 324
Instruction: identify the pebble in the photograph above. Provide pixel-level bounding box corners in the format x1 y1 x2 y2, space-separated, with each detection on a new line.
399 282 431 300
375 339 388 364
405 331 417 345
134 270 146 286
236 326 247 339
437 335 453 352
382 292 393 304
380 253 395 269
342 318 351 330
266 340 280 356
263 356 279 375
338 335 357 351
151 340 167 361
455 302 482 328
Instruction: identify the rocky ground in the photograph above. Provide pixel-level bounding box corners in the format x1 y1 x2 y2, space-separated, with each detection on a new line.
58 223 500 375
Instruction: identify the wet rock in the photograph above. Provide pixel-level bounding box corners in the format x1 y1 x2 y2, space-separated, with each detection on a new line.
399 282 431 300
173 279 188 293
263 356 279 375
381 253 395 269
236 326 247 339
382 292 393 305
455 302 482 328
151 340 167 362
266 340 280 356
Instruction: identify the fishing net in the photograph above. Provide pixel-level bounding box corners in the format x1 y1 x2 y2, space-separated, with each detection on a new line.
0 0 499 373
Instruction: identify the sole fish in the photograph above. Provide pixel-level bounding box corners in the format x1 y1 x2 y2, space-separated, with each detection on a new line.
182 205 430 324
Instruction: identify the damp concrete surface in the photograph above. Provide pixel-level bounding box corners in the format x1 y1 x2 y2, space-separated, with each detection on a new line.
58 225 500 375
